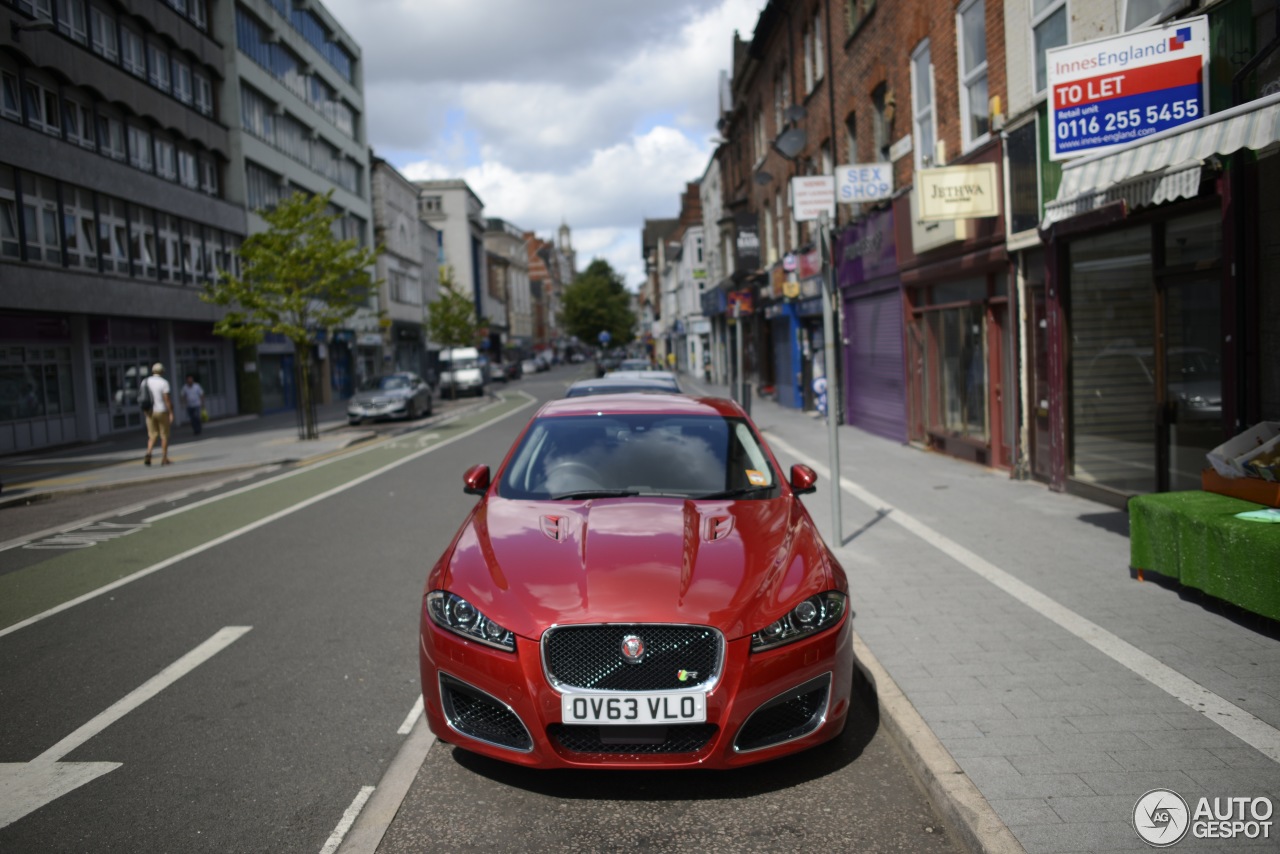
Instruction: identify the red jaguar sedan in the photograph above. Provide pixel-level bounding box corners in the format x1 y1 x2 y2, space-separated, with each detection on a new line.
418 393 854 768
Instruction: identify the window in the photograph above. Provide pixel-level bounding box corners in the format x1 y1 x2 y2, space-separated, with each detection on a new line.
845 0 876 34
240 85 274 141
121 27 146 77
752 106 766 164
773 65 790 134
178 148 198 189
820 140 832 175
0 168 18 259
1124 0 1186 30
154 137 176 180
273 44 307 101
127 124 152 171
62 96 95 149
148 42 171 92
56 0 88 43
21 174 62 265
97 194 129 273
172 59 192 104
332 100 354 138
89 4 117 61
0 346 75 423
803 22 815 94
245 162 282 211
23 77 62 136
910 43 936 169
157 213 181 281
128 204 156 278
189 0 207 29
812 9 824 85
276 112 310 164
97 111 125 160
193 72 213 117
1006 118 1041 234
418 195 442 215
1 69 20 122
199 156 219 196
844 113 857 164
175 346 222 394
872 83 891 162
958 0 989 149
184 223 206 280
63 186 97 270
1031 0 1068 95
16 0 53 23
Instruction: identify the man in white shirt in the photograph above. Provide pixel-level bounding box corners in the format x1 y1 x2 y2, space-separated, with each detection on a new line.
180 374 205 436
141 362 174 466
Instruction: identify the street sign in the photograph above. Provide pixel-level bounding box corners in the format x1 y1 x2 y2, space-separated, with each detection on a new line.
835 163 894 204
790 175 836 222
598 330 611 345
1047 16 1208 161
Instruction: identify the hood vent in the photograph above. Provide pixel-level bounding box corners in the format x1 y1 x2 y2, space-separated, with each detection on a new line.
540 514 569 542
705 515 734 541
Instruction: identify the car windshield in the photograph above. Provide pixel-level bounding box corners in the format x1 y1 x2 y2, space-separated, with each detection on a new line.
445 359 480 370
498 413 778 500
362 375 409 391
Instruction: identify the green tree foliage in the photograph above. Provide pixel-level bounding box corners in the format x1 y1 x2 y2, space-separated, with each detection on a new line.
559 258 636 346
426 266 481 349
202 190 380 439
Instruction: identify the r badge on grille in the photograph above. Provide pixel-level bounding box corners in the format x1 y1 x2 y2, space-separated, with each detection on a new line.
620 634 646 664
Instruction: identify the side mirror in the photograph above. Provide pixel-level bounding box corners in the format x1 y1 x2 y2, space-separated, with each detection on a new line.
789 464 818 495
463 464 490 496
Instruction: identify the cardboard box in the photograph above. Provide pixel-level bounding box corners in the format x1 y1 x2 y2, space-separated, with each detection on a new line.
1206 422 1280 478
1202 468 1280 507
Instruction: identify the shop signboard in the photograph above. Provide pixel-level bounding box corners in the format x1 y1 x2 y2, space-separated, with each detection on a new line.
790 176 836 222
918 164 1000 221
733 213 760 271
1047 16 1208 161
835 163 894 204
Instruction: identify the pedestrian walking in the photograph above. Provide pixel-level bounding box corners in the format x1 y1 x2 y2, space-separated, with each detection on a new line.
140 362 173 466
180 374 205 436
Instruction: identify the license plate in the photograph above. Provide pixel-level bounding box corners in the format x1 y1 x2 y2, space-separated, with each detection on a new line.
561 692 707 725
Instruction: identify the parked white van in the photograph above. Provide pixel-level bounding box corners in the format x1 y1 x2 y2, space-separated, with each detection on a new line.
438 347 487 399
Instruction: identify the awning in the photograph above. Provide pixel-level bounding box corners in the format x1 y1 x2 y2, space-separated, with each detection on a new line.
1042 92 1280 228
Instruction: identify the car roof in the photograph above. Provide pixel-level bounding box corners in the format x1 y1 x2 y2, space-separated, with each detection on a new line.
605 370 677 381
537 393 744 418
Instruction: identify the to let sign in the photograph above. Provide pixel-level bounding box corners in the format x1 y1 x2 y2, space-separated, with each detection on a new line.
835 163 893 203
1047 16 1208 160
791 176 836 222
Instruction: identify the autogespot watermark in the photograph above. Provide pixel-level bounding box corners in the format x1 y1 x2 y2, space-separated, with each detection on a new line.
1133 788 1274 847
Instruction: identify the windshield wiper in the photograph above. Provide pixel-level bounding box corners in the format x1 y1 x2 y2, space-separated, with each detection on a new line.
549 489 641 500
695 485 774 500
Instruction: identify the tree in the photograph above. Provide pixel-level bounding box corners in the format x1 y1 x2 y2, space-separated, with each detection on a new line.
559 259 636 347
202 190 380 439
426 266 483 399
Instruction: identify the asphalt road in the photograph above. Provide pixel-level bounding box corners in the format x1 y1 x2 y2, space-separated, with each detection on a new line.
0 368 963 854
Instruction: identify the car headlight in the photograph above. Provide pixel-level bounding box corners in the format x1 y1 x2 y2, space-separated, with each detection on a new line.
425 590 515 651
751 591 846 652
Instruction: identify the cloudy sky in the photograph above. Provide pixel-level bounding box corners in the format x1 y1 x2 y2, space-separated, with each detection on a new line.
323 0 767 290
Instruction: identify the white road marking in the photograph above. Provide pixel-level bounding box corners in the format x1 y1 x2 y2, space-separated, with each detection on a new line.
397 696 424 735
0 396 537 639
320 786 375 854
767 433 1280 764
36 626 253 762
0 626 251 828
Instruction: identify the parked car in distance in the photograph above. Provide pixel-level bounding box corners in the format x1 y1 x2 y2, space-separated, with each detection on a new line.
419 393 852 769
520 358 541 377
564 376 681 397
439 347 487 399
487 358 509 384
347 372 432 424
618 358 655 371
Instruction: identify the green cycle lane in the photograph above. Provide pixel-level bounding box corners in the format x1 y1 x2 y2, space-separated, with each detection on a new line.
0 391 535 634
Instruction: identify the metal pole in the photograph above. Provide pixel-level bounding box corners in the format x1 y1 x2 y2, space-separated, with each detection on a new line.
819 212 842 545
734 302 744 406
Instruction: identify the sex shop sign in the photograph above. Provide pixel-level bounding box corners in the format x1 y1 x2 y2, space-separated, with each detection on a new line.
1046 16 1208 161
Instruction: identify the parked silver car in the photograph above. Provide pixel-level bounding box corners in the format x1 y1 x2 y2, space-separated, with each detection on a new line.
347 372 433 424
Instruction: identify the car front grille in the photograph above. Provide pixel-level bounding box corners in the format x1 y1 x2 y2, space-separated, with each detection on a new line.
549 724 717 755
439 673 532 752
542 625 722 692
733 674 831 752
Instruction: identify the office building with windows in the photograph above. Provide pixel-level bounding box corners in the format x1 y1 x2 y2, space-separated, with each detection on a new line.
1 0 246 452
214 0 374 409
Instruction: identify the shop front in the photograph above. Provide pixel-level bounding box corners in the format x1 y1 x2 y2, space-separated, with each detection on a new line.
837 208 905 442
1039 91 1280 503
895 143 1015 470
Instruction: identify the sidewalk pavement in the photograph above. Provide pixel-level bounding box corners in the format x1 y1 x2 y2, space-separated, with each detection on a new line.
0 395 486 510
674 376 1280 854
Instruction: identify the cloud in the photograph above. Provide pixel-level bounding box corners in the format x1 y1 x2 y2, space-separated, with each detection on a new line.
324 0 766 289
